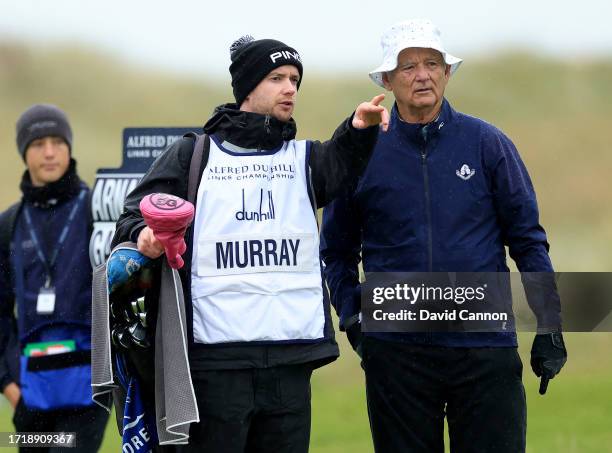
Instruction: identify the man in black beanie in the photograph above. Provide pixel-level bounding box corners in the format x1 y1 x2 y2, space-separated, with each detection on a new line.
113 36 389 452
0 104 108 452
229 36 304 109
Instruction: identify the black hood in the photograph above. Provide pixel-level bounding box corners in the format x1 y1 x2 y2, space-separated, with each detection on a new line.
203 103 297 151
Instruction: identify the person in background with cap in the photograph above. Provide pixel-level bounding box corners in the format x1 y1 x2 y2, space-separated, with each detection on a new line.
112 36 389 452
0 104 108 452
320 19 567 452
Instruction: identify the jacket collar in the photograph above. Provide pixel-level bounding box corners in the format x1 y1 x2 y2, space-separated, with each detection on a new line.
390 98 455 145
203 103 297 151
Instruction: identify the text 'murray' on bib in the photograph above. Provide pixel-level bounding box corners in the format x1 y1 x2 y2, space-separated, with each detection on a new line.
197 233 316 276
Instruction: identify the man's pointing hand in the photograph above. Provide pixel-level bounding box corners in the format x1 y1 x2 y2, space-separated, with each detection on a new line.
353 94 390 132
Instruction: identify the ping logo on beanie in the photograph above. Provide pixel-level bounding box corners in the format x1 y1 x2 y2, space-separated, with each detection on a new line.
269 50 301 64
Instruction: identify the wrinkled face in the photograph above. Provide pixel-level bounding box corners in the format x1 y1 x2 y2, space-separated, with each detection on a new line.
25 136 70 187
240 65 300 122
383 47 450 116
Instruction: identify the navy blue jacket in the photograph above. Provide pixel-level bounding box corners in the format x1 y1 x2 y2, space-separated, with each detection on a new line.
0 180 92 391
320 99 560 347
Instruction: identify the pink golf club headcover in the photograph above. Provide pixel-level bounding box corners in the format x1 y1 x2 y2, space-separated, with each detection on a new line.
139 193 195 269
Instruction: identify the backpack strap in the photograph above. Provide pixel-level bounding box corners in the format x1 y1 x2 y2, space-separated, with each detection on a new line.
185 133 210 205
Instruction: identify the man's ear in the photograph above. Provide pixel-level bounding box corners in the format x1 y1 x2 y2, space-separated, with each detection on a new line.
382 72 393 91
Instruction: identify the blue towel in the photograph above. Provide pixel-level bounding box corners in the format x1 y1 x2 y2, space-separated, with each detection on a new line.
115 354 158 452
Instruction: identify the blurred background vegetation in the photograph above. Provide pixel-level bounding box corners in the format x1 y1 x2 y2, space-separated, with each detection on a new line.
0 43 611 452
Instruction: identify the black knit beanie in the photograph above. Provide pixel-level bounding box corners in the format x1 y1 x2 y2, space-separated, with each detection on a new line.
229 35 304 106
16 104 73 160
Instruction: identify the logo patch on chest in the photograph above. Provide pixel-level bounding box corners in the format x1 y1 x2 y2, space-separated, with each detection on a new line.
235 189 275 222
456 164 476 180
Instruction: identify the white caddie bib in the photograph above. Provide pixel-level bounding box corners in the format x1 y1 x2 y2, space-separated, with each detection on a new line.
190 137 325 344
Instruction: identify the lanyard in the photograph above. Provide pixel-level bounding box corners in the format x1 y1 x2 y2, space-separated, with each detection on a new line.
22 189 87 287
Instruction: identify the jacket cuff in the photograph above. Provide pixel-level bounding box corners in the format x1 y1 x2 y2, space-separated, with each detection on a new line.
0 374 14 394
129 221 147 244
339 284 362 331
347 112 380 135
536 326 562 335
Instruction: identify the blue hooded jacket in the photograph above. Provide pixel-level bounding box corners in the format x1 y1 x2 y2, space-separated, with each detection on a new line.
320 99 559 347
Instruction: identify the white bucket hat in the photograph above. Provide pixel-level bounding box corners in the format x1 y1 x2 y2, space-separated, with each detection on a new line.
369 19 463 88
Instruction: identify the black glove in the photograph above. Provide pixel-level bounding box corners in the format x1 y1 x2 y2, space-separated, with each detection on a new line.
346 321 364 358
530 332 567 395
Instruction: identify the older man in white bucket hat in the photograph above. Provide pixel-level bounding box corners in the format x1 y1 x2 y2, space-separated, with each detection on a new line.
320 19 566 453
369 18 462 123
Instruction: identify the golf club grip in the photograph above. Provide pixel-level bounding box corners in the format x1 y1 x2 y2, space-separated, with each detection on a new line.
539 376 549 395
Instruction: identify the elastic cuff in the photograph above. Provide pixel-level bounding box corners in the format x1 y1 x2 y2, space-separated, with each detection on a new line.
536 326 562 335
129 221 147 243
341 314 361 332
0 375 13 394
339 285 362 331
347 111 379 133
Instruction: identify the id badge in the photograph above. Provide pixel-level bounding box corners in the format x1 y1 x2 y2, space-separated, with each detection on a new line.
37 287 56 315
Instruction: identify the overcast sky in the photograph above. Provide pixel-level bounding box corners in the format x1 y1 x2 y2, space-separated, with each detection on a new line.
1 0 611 77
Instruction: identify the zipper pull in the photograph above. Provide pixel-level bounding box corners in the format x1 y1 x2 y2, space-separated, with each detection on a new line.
264 115 271 135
